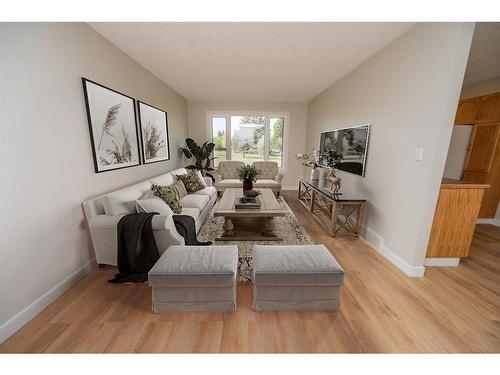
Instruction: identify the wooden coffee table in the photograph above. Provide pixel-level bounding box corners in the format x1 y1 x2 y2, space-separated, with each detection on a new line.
214 188 286 241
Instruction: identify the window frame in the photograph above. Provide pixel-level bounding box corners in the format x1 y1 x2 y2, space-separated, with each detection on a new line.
206 111 289 171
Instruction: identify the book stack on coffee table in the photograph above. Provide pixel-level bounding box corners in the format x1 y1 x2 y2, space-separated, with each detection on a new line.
235 197 261 209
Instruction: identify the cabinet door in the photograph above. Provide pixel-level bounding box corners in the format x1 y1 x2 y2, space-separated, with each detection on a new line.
455 97 479 125
478 136 500 218
463 123 500 174
477 93 500 123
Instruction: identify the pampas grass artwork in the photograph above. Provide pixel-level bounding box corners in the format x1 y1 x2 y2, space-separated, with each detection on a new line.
144 122 165 159
99 125 133 165
97 103 121 151
83 78 140 173
138 101 169 164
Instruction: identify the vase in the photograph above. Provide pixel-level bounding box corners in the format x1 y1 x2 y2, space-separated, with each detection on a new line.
243 180 253 193
311 168 320 181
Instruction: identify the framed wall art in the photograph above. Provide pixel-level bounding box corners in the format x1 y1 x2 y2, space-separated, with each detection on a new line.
82 78 141 173
137 101 170 164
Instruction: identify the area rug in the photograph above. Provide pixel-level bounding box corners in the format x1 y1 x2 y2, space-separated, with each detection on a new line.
198 196 314 282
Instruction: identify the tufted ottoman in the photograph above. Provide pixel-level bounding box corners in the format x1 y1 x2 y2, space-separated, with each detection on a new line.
148 245 239 313
252 245 345 312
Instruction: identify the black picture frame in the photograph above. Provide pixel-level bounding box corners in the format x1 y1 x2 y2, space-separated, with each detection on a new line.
137 101 170 165
319 124 371 177
82 77 141 173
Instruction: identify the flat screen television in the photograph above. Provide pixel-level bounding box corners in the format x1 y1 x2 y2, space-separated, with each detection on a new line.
319 124 371 176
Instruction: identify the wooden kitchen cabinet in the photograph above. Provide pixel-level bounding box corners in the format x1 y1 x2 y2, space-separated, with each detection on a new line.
462 122 500 218
426 180 489 258
477 92 500 123
452 91 500 219
463 123 500 174
455 97 480 125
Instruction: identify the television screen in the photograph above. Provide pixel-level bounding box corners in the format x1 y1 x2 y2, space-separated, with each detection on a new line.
319 124 370 176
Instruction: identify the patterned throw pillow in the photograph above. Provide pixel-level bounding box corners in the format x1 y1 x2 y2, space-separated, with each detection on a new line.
151 184 183 214
176 171 205 193
170 181 188 200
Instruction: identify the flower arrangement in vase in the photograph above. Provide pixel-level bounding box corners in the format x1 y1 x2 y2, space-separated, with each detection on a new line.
296 148 322 180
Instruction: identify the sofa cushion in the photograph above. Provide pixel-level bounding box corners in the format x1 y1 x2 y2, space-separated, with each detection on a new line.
176 171 205 193
215 179 243 189
179 194 209 210
169 168 187 177
191 186 217 199
253 161 278 179
196 170 208 187
148 245 239 287
104 181 152 215
152 184 182 214
136 193 173 216
150 173 174 187
178 207 200 220
218 161 245 179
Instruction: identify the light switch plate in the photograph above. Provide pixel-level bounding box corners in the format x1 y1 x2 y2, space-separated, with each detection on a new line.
415 147 424 161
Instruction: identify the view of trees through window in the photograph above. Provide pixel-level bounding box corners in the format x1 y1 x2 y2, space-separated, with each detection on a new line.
211 115 284 167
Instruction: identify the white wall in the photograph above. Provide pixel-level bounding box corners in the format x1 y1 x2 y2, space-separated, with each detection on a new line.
0 23 188 341
187 101 308 188
443 126 473 179
460 76 500 99
306 23 475 275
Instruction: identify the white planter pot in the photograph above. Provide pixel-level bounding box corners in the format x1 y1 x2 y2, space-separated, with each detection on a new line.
311 168 320 180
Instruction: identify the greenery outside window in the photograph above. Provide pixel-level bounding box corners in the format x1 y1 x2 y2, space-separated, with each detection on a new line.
209 112 287 168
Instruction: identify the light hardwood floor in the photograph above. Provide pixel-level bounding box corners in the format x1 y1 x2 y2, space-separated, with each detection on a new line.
1 191 499 353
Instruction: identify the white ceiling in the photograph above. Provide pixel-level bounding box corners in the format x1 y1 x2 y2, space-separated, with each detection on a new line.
90 22 414 102
463 22 500 85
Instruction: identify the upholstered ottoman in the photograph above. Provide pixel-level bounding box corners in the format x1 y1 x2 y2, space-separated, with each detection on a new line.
252 245 345 312
148 245 238 313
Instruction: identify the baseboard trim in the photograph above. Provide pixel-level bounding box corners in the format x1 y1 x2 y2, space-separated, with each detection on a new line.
476 218 500 227
0 260 94 344
424 257 460 266
360 226 425 277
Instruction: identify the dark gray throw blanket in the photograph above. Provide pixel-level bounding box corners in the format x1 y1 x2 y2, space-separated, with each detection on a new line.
109 213 212 284
173 215 212 246
108 212 159 284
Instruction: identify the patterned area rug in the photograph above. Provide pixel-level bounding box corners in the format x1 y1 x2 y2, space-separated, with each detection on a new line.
198 196 314 282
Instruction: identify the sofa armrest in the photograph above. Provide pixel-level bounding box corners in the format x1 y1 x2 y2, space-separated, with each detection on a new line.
88 214 184 257
88 214 125 229
275 174 284 183
151 214 185 250
203 176 213 187
214 174 223 183
88 213 176 231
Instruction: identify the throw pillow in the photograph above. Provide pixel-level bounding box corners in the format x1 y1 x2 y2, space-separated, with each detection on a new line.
152 184 182 214
136 192 173 216
170 181 188 199
176 171 205 193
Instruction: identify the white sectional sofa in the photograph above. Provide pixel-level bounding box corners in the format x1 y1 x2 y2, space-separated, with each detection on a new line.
82 168 217 266
214 161 283 195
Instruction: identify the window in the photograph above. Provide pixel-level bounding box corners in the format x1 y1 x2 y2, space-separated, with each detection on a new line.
209 113 287 168
211 117 226 167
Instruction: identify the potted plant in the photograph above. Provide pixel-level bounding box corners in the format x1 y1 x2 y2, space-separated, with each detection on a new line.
180 138 216 181
237 165 261 193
